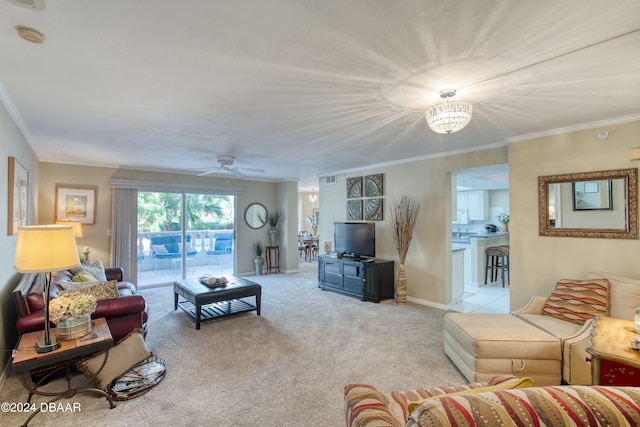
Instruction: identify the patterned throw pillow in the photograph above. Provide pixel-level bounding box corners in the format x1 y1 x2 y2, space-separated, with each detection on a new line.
58 280 119 300
542 278 610 325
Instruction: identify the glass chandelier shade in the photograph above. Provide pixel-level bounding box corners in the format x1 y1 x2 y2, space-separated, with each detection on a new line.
425 90 472 134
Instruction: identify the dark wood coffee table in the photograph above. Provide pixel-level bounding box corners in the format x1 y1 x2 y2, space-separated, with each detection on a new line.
174 277 261 329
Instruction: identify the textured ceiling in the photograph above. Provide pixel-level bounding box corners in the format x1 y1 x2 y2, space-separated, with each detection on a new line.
1 0 639 190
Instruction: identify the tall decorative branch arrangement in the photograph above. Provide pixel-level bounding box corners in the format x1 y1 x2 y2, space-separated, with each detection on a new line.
390 196 421 304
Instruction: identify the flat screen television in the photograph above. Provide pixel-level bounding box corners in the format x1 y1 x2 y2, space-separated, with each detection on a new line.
334 222 375 259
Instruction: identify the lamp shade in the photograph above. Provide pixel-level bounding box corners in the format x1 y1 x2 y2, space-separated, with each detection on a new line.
55 221 83 238
14 225 80 273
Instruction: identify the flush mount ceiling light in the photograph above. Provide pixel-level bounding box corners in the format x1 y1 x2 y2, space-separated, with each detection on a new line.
425 89 472 134
15 25 45 44
7 0 46 10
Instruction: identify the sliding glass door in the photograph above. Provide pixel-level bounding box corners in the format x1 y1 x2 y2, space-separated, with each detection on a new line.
137 191 234 288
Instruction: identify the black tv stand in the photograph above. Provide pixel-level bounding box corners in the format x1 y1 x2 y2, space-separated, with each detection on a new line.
318 256 394 302
340 254 373 262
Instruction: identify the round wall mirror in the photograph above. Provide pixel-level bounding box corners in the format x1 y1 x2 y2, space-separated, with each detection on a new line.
244 203 268 229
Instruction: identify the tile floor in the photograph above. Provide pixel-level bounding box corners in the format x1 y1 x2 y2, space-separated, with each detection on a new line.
449 281 510 313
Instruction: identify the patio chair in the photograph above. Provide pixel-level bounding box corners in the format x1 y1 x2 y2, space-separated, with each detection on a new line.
149 234 196 272
207 231 234 265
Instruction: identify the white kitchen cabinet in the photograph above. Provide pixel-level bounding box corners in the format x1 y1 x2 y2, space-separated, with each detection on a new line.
467 190 489 220
457 192 468 209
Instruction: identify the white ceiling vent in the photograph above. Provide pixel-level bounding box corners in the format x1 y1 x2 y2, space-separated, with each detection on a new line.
7 0 46 10
324 175 336 185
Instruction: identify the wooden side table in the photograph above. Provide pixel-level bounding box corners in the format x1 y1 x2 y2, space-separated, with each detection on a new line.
12 317 115 426
586 316 640 386
265 245 280 273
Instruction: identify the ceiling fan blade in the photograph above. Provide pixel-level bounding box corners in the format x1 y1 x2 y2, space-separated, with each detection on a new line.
228 168 245 177
239 167 266 173
197 170 218 177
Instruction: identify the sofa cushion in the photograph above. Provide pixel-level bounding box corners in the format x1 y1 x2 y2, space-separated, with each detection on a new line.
517 313 584 339
586 272 640 320
542 278 609 325
58 280 119 300
405 386 640 427
151 244 168 254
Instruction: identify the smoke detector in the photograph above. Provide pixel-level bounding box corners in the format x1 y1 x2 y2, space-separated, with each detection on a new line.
7 0 46 10
15 25 45 44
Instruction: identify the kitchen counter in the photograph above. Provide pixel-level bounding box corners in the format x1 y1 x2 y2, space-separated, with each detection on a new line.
452 232 508 243
452 232 509 285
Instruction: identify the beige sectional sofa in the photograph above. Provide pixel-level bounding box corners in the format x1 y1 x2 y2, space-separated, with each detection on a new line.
444 271 640 385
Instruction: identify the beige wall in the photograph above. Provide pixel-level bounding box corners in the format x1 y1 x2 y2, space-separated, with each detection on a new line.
37 166 297 275
509 120 640 309
38 163 117 264
319 146 508 306
0 101 39 379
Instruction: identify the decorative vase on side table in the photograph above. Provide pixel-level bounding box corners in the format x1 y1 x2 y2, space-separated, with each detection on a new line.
265 209 284 246
56 314 92 340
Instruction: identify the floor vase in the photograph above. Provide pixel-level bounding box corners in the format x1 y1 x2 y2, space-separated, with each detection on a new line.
396 263 407 304
254 256 264 276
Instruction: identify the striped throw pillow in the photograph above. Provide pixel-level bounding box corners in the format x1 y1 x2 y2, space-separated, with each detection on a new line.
542 279 610 324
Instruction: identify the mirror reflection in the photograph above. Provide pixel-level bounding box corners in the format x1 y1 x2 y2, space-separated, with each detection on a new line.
572 180 612 211
539 168 638 239
245 203 268 229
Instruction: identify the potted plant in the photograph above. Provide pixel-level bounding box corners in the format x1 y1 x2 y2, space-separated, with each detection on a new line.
266 209 284 246
497 213 510 232
252 240 265 276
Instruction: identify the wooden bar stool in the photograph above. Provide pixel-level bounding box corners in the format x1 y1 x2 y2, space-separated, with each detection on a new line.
484 245 509 287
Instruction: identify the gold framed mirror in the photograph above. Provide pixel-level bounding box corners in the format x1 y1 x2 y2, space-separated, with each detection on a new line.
539 168 638 239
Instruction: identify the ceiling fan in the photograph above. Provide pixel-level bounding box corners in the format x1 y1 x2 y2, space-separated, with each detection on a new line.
197 155 265 177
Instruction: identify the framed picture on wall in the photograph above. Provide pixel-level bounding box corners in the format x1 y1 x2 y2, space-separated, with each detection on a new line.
55 186 97 224
7 156 28 235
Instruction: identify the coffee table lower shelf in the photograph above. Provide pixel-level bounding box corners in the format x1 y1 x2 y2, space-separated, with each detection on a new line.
176 298 258 327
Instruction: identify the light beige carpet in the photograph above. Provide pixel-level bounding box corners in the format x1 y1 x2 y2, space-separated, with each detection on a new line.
0 262 464 426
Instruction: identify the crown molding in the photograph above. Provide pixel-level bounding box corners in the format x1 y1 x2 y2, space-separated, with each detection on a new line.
0 80 34 144
506 114 640 143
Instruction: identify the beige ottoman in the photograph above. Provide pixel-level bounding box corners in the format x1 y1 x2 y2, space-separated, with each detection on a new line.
444 313 562 386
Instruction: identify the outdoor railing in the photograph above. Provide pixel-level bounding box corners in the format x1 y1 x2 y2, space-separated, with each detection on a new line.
137 230 233 272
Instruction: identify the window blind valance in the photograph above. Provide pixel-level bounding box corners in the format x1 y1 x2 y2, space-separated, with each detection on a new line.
109 178 245 196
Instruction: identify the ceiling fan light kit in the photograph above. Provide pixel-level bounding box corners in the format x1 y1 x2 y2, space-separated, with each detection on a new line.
426 89 472 134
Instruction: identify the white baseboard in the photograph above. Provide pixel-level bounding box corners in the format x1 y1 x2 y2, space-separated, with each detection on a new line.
406 295 451 311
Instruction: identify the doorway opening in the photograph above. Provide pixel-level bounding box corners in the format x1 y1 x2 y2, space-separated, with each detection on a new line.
450 164 510 313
